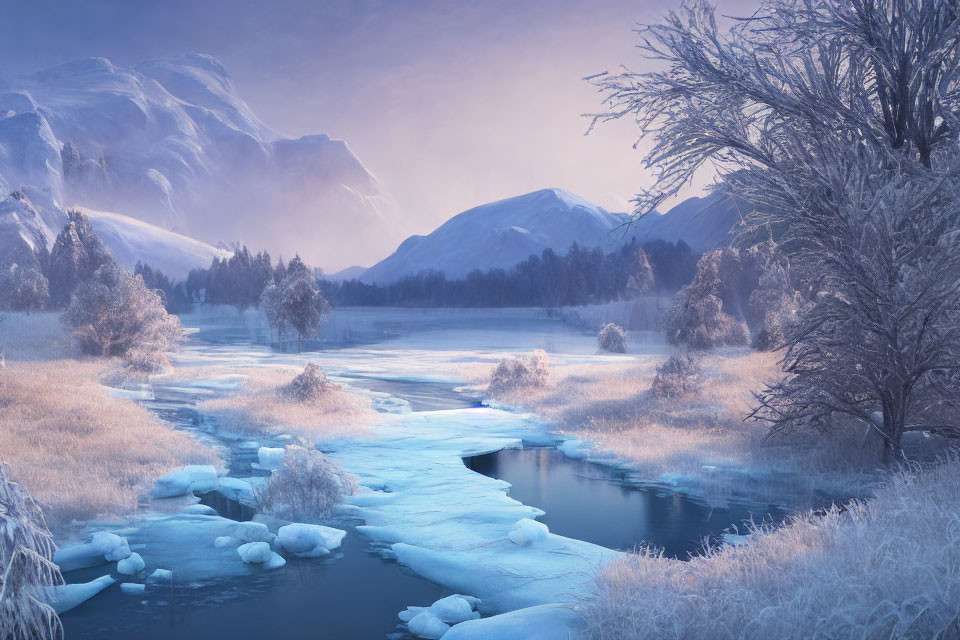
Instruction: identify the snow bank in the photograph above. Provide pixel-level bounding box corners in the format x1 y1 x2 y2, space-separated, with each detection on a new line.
443 604 583 639
152 465 219 498
277 523 346 557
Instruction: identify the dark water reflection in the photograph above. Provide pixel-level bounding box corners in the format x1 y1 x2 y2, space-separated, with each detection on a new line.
60 531 447 640
465 447 790 558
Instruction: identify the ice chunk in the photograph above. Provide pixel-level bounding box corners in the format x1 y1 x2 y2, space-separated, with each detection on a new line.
237 541 272 564
257 446 286 470
407 610 450 639
39 575 115 614
277 523 346 557
54 531 129 571
722 533 750 547
429 594 476 624
507 518 549 546
233 521 272 543
146 568 173 589
92 532 132 561
214 535 240 548
183 503 217 516
399 606 427 622
120 583 146 596
263 552 287 570
117 552 145 575
152 465 219 498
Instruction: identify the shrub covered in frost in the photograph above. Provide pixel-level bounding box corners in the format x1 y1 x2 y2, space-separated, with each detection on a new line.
0 464 64 640
62 262 182 370
651 353 702 398
488 349 551 394
254 445 358 522
282 363 329 403
598 323 627 353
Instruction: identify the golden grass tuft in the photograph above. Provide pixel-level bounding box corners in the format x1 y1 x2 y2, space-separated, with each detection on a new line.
0 313 219 531
198 366 377 440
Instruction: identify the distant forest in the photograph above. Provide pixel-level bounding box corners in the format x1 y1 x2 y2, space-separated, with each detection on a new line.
321 239 699 308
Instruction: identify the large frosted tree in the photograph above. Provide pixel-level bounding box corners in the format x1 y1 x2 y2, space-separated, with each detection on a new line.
591 0 960 460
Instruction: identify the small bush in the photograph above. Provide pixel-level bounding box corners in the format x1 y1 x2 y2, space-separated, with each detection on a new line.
598 323 627 353
651 354 702 398
254 445 358 522
489 349 551 394
282 363 328 402
0 464 63 640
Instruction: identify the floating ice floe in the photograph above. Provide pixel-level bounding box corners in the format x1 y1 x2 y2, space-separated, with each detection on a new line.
117 551 145 575
507 519 549 547
256 447 286 470
152 465 220 498
146 568 173 590
277 523 346 558
40 575 115 614
120 583 146 596
237 542 273 564
54 531 131 571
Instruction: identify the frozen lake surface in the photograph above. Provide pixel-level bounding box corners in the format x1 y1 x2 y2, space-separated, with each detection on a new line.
58 308 800 638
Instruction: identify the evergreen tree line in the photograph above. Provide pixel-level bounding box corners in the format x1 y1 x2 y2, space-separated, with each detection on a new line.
321 238 699 308
0 209 114 313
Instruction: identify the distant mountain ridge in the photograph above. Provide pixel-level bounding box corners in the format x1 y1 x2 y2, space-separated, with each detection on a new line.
0 53 403 272
358 188 743 284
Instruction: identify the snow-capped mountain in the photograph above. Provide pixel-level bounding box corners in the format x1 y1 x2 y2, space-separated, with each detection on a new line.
360 188 627 284
0 54 402 271
359 188 742 284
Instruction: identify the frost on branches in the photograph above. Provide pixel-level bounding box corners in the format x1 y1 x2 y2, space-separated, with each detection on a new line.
590 0 960 461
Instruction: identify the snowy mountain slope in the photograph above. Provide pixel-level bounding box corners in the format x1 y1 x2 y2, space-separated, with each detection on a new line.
625 192 748 252
0 190 229 279
0 54 403 270
360 188 627 284
359 188 744 284
80 207 231 280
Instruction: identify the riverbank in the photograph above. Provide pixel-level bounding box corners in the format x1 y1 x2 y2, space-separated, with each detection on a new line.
0 313 220 532
484 344 950 504
582 454 960 639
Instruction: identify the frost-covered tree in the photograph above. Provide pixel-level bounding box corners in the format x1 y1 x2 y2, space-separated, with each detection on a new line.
281 256 331 352
63 262 182 368
0 263 49 313
662 250 749 350
591 0 960 460
0 464 64 640
598 322 627 353
46 210 113 308
260 282 288 343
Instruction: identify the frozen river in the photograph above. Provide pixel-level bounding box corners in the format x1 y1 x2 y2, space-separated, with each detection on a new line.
59 308 793 639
